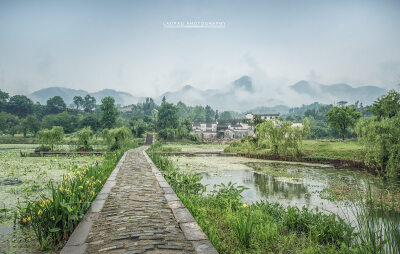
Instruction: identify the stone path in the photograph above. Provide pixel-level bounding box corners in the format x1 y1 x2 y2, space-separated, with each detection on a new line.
62 146 216 254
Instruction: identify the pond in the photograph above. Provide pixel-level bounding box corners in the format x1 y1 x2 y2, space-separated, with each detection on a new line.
0 144 104 229
172 155 399 223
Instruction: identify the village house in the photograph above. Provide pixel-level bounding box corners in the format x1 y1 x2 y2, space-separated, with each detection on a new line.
245 113 280 121
192 122 254 140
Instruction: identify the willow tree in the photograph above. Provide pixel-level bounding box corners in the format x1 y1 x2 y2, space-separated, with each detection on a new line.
103 126 132 151
37 126 64 151
256 118 309 156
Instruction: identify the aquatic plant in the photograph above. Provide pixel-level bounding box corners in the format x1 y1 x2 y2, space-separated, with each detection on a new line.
17 150 125 249
352 185 400 253
233 204 255 247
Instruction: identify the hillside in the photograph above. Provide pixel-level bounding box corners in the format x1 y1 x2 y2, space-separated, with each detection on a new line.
29 87 144 106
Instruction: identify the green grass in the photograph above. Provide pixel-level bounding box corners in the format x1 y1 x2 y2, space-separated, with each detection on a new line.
302 140 364 161
0 134 37 144
225 139 365 161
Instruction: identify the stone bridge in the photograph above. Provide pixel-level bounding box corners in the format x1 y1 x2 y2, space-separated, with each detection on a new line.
61 146 217 254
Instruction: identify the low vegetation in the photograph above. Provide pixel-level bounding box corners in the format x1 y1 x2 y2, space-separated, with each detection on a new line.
17 150 125 249
150 152 357 253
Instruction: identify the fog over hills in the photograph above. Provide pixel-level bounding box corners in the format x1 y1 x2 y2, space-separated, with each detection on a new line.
28 76 386 111
158 76 386 111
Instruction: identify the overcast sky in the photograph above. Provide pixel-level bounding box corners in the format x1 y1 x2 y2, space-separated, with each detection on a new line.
0 0 399 97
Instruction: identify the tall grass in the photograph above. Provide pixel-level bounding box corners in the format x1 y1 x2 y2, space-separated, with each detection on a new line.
352 185 400 253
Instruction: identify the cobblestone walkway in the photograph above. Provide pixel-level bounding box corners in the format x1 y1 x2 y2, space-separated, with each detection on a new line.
85 147 195 253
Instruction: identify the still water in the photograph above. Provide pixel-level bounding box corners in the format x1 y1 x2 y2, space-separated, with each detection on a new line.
172 155 382 222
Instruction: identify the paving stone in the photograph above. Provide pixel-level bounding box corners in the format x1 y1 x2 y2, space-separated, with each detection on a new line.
84 147 195 253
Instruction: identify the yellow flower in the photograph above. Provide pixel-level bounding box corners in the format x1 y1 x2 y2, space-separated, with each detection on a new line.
242 203 247 208
38 209 42 215
78 186 83 190
22 218 26 223
27 216 31 221
52 216 55 221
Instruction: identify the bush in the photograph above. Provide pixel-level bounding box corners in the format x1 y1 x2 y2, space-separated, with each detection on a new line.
102 126 132 151
356 115 400 178
36 126 64 151
76 127 93 151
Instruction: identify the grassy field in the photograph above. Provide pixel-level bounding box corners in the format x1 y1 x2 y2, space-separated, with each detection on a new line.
162 143 228 153
303 140 364 161
225 139 365 161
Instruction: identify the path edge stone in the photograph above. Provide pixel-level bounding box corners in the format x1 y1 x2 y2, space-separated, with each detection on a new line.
60 149 130 254
143 149 219 254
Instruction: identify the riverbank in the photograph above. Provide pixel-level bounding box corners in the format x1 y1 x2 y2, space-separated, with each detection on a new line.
225 139 378 172
149 143 400 253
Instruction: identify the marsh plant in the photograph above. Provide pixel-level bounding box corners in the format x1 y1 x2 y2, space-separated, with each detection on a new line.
17 150 125 249
352 185 400 253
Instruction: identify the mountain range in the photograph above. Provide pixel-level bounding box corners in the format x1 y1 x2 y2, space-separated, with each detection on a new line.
158 76 386 111
29 87 144 106
27 76 387 111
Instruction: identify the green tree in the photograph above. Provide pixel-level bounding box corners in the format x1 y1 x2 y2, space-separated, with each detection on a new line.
177 101 189 120
46 96 67 114
356 115 400 178
219 111 233 124
0 112 19 135
73 96 84 110
103 126 132 151
77 126 93 151
6 95 33 118
130 118 147 137
79 114 101 131
100 96 118 129
326 106 361 140
0 89 9 112
257 120 308 156
42 112 79 133
205 105 215 124
83 95 96 112
37 126 64 151
157 102 179 130
370 90 400 120
191 106 206 124
20 115 41 137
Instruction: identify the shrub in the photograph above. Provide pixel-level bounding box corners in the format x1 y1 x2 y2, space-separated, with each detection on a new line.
36 126 64 151
103 126 132 151
76 127 93 151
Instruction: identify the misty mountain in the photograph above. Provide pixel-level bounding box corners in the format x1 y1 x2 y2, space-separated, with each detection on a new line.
159 76 386 111
290 81 386 105
29 87 144 106
158 76 285 111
